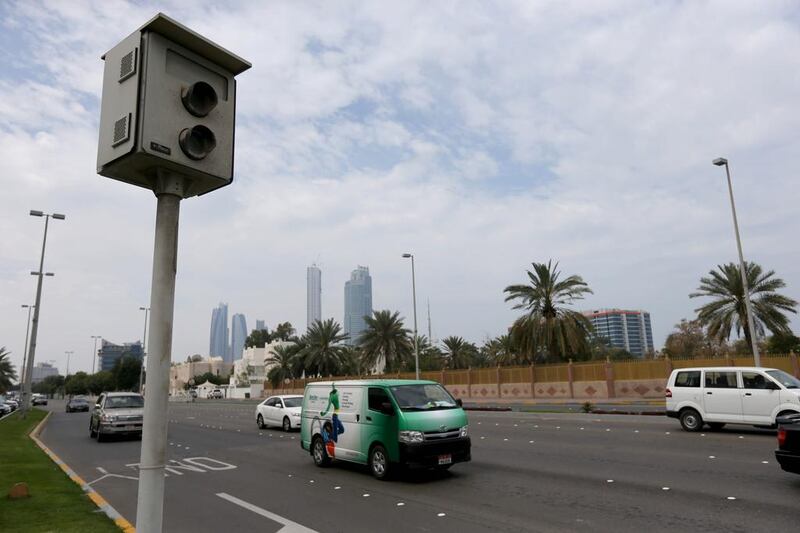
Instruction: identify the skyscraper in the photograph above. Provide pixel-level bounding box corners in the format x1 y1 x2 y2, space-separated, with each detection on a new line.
230 313 248 361
583 309 654 357
256 319 266 331
209 303 229 360
307 264 322 330
344 266 372 345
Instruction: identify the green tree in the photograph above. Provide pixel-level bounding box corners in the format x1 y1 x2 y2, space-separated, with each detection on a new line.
0 347 17 393
441 336 479 369
186 354 203 363
504 260 594 362
65 372 89 396
300 318 349 377
481 335 521 366
272 322 296 342
245 328 272 348
417 337 445 371
767 333 800 354
266 344 297 387
87 371 115 395
112 356 142 391
190 371 228 387
33 374 64 396
690 262 797 348
358 310 413 373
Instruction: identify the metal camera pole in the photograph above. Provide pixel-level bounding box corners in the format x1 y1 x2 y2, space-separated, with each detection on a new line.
136 175 183 532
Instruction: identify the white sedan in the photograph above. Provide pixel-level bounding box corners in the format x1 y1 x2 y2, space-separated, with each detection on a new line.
256 395 303 431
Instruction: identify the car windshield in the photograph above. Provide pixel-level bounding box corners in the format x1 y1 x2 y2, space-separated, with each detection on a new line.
766 370 800 389
105 395 144 409
71 399 87 404
283 397 302 408
389 384 458 411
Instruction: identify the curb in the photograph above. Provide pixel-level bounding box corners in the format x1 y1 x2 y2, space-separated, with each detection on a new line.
29 411 136 533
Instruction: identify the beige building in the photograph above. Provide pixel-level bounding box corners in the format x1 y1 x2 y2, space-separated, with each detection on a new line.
231 341 294 387
170 356 232 393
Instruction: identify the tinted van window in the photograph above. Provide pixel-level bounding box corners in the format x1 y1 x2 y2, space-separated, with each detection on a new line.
675 371 701 387
705 371 738 389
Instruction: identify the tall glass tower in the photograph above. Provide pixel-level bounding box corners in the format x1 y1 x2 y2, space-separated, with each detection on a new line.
344 266 372 345
209 303 229 360
583 309 654 357
230 313 248 361
307 264 322 331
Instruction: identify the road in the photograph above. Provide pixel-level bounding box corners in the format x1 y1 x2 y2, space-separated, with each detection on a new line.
39 399 800 532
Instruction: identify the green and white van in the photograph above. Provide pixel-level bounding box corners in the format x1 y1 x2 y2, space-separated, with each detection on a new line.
300 380 471 479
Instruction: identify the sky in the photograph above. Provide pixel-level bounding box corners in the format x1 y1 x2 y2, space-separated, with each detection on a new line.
1 0 799 376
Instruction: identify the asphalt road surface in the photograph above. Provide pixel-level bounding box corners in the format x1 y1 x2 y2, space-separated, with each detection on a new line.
39 399 800 532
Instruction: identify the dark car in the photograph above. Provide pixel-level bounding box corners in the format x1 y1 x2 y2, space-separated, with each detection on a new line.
776 413 800 474
32 395 48 406
66 397 90 413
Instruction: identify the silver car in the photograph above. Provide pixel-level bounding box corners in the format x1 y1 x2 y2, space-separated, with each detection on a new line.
89 392 144 442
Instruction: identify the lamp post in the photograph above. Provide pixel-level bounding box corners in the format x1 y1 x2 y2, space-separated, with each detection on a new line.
402 253 420 380
20 304 35 386
64 351 73 376
22 210 65 416
91 336 102 374
712 157 760 367
138 306 150 393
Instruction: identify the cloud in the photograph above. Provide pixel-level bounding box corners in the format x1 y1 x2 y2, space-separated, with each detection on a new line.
1 0 798 375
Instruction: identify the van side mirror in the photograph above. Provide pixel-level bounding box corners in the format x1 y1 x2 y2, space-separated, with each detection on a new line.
456 398 463 407
380 402 395 416
95 404 101 410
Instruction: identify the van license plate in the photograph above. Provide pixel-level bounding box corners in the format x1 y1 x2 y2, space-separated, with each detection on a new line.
438 454 452 465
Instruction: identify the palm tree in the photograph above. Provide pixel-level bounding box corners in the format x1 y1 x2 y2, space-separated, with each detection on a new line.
441 336 478 369
266 344 297 387
504 260 594 362
272 322 296 342
481 334 521 366
358 310 413 374
300 319 349 377
690 262 797 348
0 347 17 393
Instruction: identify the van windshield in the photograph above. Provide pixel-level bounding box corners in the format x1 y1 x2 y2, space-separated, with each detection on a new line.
766 370 800 389
105 395 144 409
389 384 458 411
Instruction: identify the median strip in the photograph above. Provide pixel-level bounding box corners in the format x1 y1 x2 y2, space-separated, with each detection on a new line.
28 411 136 533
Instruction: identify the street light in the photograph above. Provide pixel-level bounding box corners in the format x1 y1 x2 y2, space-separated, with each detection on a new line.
22 210 65 416
713 157 760 367
402 253 420 380
20 305 35 386
91 336 102 374
138 307 150 393
64 351 74 376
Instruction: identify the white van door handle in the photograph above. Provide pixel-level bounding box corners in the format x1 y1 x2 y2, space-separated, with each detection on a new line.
706 392 713 395
356 414 360 422
744 393 752 396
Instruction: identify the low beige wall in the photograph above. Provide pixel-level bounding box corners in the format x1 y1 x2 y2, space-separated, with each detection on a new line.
533 381 571 399
500 382 532 398
614 379 666 399
572 380 609 399
470 384 499 398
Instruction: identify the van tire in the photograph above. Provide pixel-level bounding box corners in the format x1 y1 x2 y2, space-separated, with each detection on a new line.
312 436 331 467
679 409 703 432
369 444 391 480
772 410 800 429
89 421 97 438
708 422 726 431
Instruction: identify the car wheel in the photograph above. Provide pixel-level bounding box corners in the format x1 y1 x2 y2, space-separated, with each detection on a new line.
679 409 703 432
96 426 106 442
369 444 391 480
283 417 291 432
89 421 97 438
257 414 265 429
708 422 726 431
312 436 331 467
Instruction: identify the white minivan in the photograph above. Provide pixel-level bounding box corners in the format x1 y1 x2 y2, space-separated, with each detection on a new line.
666 367 800 431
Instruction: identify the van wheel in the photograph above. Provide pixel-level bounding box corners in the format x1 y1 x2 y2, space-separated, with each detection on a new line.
257 414 265 429
96 427 106 442
708 422 726 431
679 409 703 432
369 444 391 480
312 436 331 467
283 417 291 432
89 421 97 438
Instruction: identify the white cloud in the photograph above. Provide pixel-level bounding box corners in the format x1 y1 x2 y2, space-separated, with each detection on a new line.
1 0 798 375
